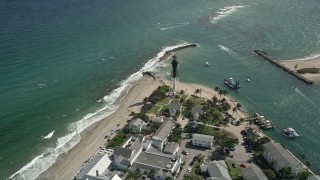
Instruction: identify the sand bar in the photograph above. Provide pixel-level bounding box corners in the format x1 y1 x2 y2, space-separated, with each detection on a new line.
280 55 320 82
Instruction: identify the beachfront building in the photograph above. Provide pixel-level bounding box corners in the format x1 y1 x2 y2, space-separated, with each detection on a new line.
128 118 148 133
76 154 122 180
241 164 268 180
151 116 164 124
262 142 305 175
200 160 232 180
168 103 182 117
151 118 176 150
191 107 204 121
113 135 182 180
163 142 179 154
192 134 214 148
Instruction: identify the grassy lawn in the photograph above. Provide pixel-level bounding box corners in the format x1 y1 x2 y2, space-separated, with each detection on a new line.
226 160 242 179
158 98 171 105
147 105 162 114
188 96 205 106
106 131 126 148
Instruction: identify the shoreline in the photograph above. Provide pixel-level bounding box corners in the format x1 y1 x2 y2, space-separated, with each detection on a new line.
279 55 320 82
38 76 162 179
37 43 198 179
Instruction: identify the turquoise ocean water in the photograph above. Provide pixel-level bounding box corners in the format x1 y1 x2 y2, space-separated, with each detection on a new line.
1 0 320 179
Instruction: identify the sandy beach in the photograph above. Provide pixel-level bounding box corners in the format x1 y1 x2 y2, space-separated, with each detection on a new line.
39 74 250 179
38 76 162 179
280 56 320 82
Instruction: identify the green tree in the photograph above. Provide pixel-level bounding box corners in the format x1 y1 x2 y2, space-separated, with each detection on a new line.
296 170 311 180
263 169 276 180
194 88 201 97
279 166 292 178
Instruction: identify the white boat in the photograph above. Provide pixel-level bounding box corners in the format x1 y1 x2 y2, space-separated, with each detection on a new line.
205 62 210 66
246 78 250 82
283 127 299 138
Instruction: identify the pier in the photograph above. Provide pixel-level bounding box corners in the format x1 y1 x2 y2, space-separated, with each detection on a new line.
253 50 313 85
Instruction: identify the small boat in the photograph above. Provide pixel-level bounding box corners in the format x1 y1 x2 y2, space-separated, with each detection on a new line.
224 77 240 89
205 62 210 66
283 127 299 138
246 78 250 82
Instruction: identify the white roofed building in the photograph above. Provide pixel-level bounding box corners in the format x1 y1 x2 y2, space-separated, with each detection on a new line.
128 118 148 133
152 118 175 150
192 134 214 148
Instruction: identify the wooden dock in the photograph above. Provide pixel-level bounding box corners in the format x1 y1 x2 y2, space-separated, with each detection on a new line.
253 50 313 85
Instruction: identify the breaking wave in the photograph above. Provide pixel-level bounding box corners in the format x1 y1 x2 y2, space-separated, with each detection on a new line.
210 6 247 24
42 130 55 139
9 43 193 180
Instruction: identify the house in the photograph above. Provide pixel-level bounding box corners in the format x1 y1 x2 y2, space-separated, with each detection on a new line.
163 142 179 154
76 154 122 180
191 107 204 121
241 164 268 180
128 118 148 133
192 134 214 148
113 135 181 180
168 103 182 117
262 142 304 174
200 160 232 180
151 116 164 124
152 118 176 150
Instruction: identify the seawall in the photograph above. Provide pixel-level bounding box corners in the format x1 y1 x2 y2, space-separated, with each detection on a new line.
253 50 313 85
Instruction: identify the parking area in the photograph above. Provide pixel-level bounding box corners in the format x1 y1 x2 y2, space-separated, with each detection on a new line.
176 133 213 179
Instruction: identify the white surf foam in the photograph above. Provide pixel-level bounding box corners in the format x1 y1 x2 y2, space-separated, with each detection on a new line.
42 130 55 139
160 22 190 31
9 43 192 180
210 6 246 24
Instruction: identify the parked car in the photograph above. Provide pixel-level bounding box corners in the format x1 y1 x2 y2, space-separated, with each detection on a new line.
240 164 247 168
182 150 188 155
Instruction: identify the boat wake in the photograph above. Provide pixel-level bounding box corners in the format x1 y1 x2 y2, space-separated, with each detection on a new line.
160 22 190 31
42 130 55 139
294 87 316 106
210 6 247 24
218 45 238 58
9 43 194 180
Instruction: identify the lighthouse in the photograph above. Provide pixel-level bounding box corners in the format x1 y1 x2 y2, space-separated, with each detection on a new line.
171 54 178 94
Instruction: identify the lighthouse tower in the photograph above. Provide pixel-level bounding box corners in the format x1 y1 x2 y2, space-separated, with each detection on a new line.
171 54 178 94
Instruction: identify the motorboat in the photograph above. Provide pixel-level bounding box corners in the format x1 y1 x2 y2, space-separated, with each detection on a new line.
283 127 299 138
205 62 210 66
224 77 240 89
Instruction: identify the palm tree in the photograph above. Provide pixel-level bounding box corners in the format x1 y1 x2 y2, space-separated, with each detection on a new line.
199 88 202 97
223 89 228 96
218 90 223 97
212 96 218 107
236 103 242 109
143 97 148 103
194 88 200 97
214 86 220 96
232 107 237 116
